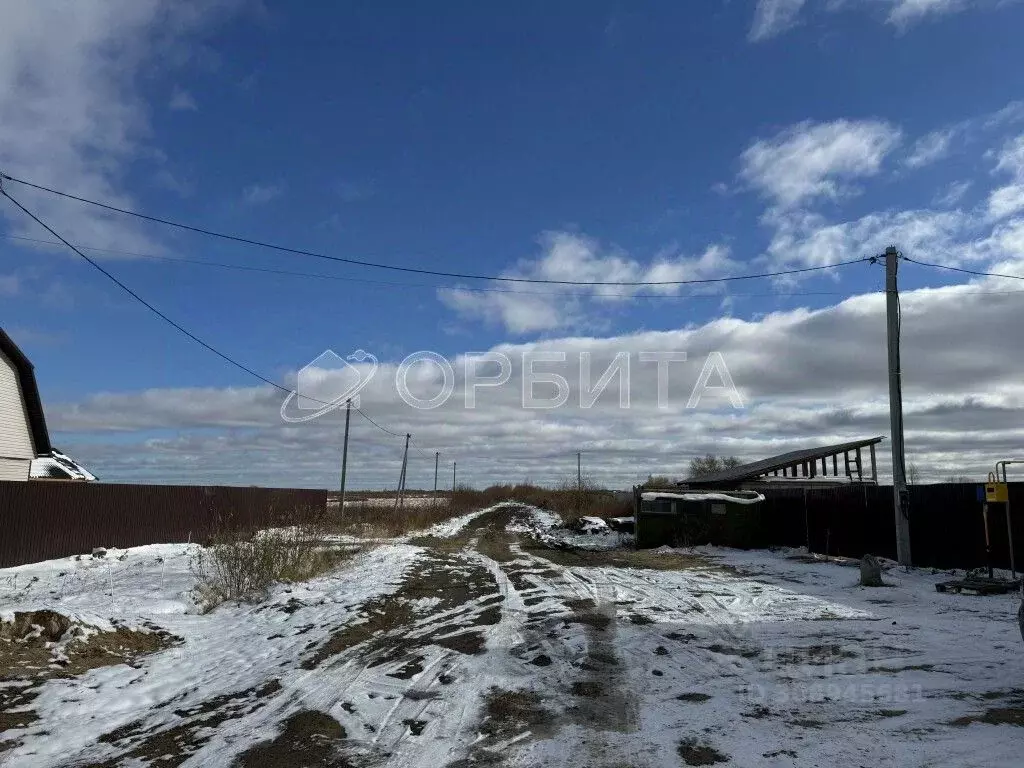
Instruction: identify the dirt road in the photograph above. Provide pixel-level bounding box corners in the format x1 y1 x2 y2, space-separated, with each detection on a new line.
4 503 1022 767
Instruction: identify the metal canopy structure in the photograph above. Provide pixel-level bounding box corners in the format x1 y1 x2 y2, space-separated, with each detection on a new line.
681 437 884 487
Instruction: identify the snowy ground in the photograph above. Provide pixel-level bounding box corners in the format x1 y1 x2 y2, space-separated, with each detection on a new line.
1 504 1021 767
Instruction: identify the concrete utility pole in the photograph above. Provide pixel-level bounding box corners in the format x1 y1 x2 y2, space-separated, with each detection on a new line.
394 433 410 513
339 399 351 517
885 246 912 566
433 452 440 506
577 451 582 518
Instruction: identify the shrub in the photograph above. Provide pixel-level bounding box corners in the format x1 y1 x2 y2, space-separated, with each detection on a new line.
192 510 347 610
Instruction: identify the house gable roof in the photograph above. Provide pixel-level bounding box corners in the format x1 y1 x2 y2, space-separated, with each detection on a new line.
0 328 52 456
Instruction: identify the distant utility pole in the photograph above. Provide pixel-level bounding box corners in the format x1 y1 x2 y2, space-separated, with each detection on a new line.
433 452 439 505
577 451 582 518
885 246 912 566
394 433 410 513
453 461 457 491
339 399 351 518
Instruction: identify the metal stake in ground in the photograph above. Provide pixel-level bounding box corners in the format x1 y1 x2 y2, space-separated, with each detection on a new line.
885 246 912 566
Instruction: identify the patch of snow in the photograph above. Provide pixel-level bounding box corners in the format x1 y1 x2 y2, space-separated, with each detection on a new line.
0 541 423 767
505 506 561 535
641 490 765 504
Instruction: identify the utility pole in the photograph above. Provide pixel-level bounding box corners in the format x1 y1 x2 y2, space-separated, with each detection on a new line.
577 451 582 518
394 433 410 513
453 461 457 491
433 452 439 506
339 399 351 520
885 246 912 566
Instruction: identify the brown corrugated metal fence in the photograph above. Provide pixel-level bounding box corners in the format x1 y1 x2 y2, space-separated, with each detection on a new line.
0 482 328 567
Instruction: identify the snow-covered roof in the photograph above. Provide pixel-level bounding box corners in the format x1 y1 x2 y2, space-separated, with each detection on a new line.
641 490 765 505
29 449 97 481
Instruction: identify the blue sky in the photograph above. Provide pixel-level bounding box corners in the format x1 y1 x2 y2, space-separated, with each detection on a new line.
3 0 1024 488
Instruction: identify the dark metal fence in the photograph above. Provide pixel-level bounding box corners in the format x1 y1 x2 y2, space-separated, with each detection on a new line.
0 482 328 567
758 482 1024 571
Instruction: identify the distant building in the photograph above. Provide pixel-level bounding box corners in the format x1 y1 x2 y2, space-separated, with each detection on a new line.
633 437 885 548
0 329 95 482
679 437 884 489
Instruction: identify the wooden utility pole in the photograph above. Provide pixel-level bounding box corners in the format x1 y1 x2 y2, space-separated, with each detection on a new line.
339 399 351 518
453 461 457 491
885 246 912 566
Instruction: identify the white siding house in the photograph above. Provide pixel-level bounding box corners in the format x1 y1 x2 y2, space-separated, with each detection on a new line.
0 329 52 481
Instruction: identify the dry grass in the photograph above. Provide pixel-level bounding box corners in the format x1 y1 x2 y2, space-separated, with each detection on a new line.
448 482 632 526
191 511 352 609
331 499 459 538
325 482 633 539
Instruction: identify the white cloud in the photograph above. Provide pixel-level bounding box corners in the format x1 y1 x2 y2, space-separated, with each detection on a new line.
987 185 1024 221
885 0 969 27
986 134 1024 221
764 207 972 269
168 86 198 111
993 134 1024 177
749 0 807 41
743 107 1024 274
740 120 902 208
934 180 972 207
50 274 1024 488
0 1 235 256
438 233 737 334
751 0 1019 39
241 182 285 205
904 128 955 168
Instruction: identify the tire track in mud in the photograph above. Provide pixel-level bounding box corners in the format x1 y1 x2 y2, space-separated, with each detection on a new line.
68 505 767 768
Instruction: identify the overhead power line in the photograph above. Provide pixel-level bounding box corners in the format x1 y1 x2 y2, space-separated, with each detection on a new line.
2 234 853 301
902 255 1024 281
0 185 413 442
0 172 869 286
354 406 405 439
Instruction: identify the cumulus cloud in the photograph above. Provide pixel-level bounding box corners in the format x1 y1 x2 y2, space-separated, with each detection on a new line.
740 120 902 209
438 233 737 334
0 1 235 256
764 207 973 269
749 0 807 40
50 273 1024 488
